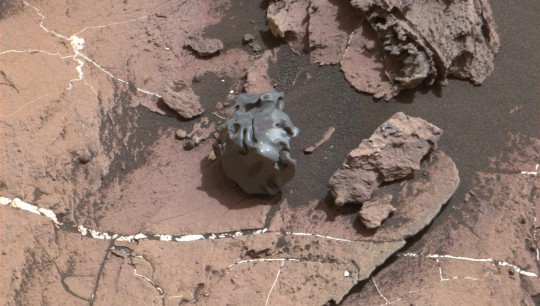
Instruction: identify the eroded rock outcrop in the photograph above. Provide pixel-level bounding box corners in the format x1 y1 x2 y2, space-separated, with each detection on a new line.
267 0 499 99
329 112 442 205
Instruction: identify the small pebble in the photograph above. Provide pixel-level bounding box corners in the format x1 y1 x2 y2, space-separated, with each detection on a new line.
176 129 188 140
183 140 195 151
192 135 202 145
243 33 255 42
251 43 261 53
78 150 92 164
208 151 217 161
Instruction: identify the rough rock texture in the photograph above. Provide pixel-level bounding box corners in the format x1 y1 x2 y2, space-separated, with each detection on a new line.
218 92 299 195
268 0 499 99
161 85 204 119
186 36 224 57
355 4 438 99
359 194 395 229
329 112 442 205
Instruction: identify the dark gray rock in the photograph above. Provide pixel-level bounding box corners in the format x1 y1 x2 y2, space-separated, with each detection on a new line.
218 92 299 195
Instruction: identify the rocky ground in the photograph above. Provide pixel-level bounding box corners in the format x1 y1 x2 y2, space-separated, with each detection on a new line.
0 0 539 305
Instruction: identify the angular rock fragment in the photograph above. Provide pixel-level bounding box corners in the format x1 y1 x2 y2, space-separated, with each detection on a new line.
358 194 395 229
242 33 262 53
371 150 460 240
187 117 215 145
218 92 299 195
267 0 311 54
243 33 255 42
187 36 224 57
161 85 204 119
329 112 442 205
175 129 187 139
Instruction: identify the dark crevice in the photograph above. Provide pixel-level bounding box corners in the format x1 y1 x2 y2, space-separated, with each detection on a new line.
89 240 114 306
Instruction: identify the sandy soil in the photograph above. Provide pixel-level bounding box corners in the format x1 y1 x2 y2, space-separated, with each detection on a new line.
1 0 539 305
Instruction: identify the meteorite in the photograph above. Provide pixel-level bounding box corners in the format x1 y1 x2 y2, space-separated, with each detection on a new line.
218 92 299 195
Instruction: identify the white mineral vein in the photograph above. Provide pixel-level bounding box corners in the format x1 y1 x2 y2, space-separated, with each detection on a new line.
1 196 537 279
400 253 537 278
372 277 391 305
6 1 161 99
265 261 285 306
134 268 165 299
520 164 539 176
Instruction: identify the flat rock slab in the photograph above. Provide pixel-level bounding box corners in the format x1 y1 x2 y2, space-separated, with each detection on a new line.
96 136 272 236
0 145 459 305
0 207 110 305
90 149 459 305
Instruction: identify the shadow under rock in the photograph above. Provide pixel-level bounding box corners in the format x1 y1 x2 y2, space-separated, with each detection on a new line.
314 192 377 237
198 155 281 210
393 79 444 104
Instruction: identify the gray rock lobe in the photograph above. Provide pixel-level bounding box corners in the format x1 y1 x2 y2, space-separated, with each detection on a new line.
218 92 299 195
